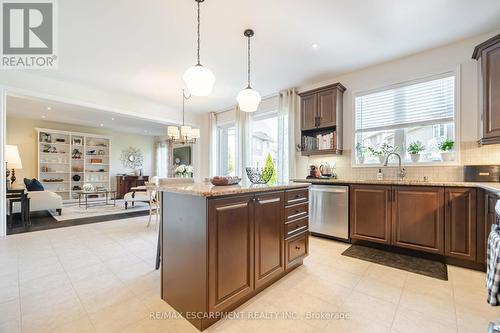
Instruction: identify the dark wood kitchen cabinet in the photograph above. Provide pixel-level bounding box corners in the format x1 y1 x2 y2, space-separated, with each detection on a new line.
445 188 477 261
208 195 255 313
477 190 498 264
254 192 285 289
473 34 500 145
350 185 392 244
299 83 345 130
392 186 444 254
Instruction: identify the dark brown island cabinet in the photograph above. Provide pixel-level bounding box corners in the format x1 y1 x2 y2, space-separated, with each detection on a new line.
160 186 309 331
473 33 500 145
350 184 494 268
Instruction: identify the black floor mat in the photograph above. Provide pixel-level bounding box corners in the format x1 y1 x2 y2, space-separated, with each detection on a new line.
342 244 448 280
7 210 149 235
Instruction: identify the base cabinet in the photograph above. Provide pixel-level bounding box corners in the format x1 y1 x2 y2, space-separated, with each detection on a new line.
445 188 477 261
285 232 309 268
350 185 392 244
392 187 444 254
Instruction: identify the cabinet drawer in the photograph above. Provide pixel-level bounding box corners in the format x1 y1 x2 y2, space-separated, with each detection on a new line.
285 203 308 221
285 189 308 206
286 232 308 268
285 217 308 238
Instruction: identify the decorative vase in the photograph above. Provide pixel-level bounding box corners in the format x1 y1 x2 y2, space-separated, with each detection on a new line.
440 152 453 162
410 154 420 163
72 174 81 181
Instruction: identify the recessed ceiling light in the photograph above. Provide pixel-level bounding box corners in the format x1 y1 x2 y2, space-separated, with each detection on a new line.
111 118 115 121
100 123 104 127
312 43 319 49
41 115 46 119
47 107 52 111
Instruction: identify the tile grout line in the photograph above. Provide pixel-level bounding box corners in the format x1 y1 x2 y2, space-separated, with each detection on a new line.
389 271 408 331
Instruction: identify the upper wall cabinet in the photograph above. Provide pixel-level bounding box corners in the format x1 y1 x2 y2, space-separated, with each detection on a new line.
473 34 500 145
298 83 346 155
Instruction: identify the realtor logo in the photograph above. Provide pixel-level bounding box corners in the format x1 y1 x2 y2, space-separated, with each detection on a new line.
1 0 58 69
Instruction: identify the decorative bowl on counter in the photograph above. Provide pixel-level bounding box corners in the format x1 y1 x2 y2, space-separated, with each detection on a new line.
245 167 272 184
210 176 241 186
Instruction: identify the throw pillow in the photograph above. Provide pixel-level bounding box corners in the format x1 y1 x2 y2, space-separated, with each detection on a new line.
24 178 44 191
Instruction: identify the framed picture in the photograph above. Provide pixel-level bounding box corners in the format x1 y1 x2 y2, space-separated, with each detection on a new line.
72 137 83 146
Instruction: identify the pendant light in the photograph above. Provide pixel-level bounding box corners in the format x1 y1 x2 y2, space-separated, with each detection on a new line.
167 90 200 144
237 29 261 112
183 0 216 96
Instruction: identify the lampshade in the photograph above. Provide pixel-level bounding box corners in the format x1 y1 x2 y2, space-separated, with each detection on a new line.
5 145 22 169
181 125 193 139
237 87 262 112
167 126 180 140
183 64 216 97
191 128 200 139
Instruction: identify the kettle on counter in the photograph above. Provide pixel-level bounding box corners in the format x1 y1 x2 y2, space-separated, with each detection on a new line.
319 162 334 177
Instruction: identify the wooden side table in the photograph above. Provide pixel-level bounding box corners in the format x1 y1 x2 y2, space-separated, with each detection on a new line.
6 189 31 229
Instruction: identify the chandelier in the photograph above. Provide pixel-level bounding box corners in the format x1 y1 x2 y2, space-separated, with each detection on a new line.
167 90 200 144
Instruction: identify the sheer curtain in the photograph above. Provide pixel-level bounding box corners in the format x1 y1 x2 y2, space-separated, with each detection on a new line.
208 112 217 177
277 89 298 182
155 142 168 177
235 106 253 178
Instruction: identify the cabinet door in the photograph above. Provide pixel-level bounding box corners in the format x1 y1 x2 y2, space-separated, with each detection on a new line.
481 43 500 142
301 94 317 130
350 185 392 244
478 192 498 264
254 192 284 288
317 88 336 128
445 188 477 261
392 187 444 254
208 195 254 313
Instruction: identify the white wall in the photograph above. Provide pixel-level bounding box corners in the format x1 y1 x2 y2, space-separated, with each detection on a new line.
6 116 155 190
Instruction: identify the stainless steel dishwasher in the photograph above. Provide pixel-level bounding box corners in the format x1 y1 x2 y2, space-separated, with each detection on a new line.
309 185 349 241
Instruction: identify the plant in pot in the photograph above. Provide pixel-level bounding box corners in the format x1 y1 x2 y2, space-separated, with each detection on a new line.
368 143 397 164
407 141 425 163
438 139 454 162
356 143 367 164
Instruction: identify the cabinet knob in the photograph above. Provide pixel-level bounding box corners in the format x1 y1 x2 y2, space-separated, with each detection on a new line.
295 246 301 250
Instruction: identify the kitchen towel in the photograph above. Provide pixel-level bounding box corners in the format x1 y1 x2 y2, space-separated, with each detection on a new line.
487 223 500 306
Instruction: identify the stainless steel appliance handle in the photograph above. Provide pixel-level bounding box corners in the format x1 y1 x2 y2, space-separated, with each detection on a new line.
310 187 348 193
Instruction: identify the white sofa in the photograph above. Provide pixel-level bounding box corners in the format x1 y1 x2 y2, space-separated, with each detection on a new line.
11 190 63 215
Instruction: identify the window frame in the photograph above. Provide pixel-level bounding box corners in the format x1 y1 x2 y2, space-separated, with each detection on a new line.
216 122 236 176
351 68 461 167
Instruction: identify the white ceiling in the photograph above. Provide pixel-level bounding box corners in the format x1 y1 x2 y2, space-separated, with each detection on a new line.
29 0 500 113
6 95 169 136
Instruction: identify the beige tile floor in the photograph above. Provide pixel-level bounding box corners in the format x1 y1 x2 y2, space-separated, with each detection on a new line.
0 215 499 333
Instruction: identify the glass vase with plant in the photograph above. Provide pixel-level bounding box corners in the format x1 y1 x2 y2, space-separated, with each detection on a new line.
438 139 454 162
355 142 367 164
407 141 425 163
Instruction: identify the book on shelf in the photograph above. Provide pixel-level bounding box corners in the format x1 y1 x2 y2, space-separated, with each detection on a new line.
302 131 336 151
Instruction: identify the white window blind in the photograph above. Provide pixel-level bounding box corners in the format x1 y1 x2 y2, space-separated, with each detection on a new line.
355 75 455 132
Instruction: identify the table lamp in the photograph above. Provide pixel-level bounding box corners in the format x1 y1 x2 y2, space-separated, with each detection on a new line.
5 145 23 188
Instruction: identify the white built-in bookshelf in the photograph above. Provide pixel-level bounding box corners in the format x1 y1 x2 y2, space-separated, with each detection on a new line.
37 128 111 201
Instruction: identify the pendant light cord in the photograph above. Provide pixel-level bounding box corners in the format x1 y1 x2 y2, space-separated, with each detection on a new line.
197 1 201 65
182 89 192 126
247 35 251 88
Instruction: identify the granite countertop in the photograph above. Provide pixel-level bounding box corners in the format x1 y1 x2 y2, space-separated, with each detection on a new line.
151 181 310 197
292 178 500 196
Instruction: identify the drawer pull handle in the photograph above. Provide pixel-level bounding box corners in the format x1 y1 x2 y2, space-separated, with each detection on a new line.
294 224 299 229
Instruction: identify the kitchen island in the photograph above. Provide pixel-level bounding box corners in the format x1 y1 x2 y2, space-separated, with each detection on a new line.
157 182 310 331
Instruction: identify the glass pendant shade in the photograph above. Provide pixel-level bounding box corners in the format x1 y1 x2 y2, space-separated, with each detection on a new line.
237 87 261 112
181 125 193 139
167 126 180 139
183 64 216 97
191 128 201 139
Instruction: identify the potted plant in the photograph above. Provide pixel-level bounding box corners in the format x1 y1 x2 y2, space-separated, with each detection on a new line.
407 141 425 162
355 143 366 164
368 143 397 164
438 139 454 162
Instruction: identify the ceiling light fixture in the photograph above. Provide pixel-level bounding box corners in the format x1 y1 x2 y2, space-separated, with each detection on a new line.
167 89 200 144
312 43 319 49
100 123 104 127
41 115 46 119
237 29 261 112
183 0 216 96
47 107 52 111
111 118 115 121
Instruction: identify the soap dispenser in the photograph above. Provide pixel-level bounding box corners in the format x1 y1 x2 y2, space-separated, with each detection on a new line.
377 168 384 180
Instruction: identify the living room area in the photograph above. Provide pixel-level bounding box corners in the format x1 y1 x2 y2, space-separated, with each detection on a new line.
4 93 200 235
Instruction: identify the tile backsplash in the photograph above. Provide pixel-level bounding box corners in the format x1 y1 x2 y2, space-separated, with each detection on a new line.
302 142 500 182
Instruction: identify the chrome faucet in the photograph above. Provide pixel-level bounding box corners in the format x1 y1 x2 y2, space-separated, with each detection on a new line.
383 152 406 180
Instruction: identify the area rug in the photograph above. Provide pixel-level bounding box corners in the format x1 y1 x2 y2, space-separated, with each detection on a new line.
49 199 150 221
342 244 448 280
